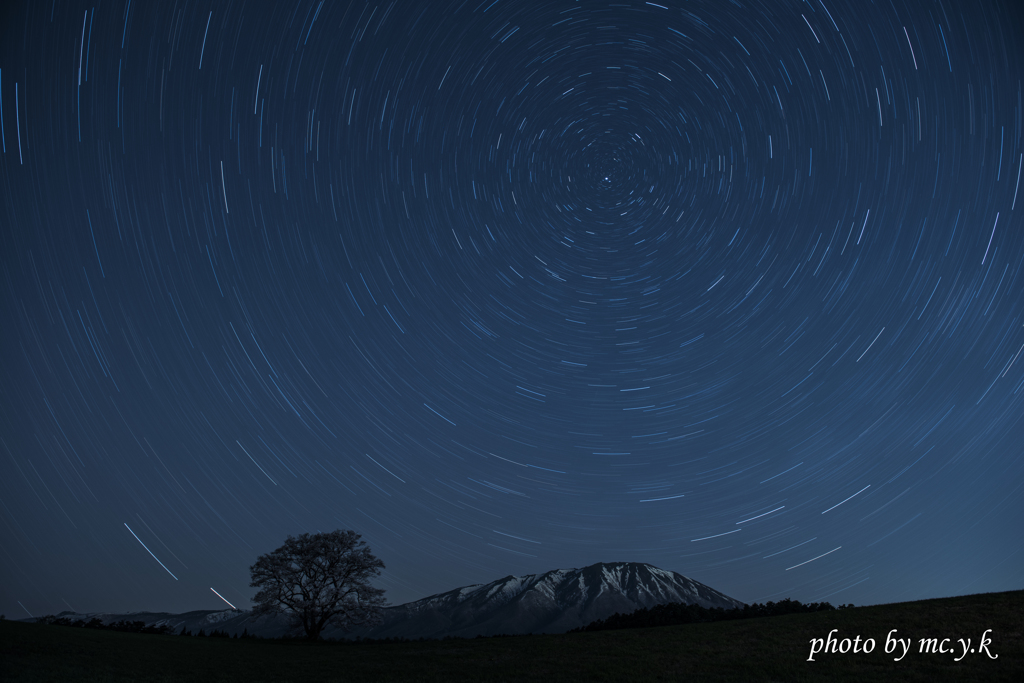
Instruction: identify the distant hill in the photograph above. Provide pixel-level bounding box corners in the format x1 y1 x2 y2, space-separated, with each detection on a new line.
29 561 743 640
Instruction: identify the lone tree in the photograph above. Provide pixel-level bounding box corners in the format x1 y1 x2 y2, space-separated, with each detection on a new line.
250 529 387 640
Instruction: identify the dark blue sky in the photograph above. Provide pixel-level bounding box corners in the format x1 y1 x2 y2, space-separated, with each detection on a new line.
2 0 1022 619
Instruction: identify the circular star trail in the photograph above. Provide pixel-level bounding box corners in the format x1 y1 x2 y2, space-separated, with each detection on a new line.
1 0 1022 616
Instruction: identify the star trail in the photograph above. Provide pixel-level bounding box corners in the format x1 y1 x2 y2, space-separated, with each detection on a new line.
1 0 1022 618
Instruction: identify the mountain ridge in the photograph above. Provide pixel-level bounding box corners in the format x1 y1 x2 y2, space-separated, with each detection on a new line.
346 561 744 639
33 561 744 640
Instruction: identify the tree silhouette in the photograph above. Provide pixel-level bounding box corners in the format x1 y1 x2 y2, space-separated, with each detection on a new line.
249 529 387 641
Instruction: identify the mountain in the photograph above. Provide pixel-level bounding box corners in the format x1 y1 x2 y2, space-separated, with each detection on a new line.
33 562 744 640
337 562 744 639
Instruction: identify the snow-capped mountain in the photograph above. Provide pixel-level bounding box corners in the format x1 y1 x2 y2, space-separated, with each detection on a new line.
335 561 744 639
36 562 743 640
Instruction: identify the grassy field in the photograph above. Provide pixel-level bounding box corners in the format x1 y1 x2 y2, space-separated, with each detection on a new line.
3 590 1021 682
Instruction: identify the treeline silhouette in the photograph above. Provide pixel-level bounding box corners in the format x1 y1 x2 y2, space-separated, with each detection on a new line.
36 615 176 635
569 598 853 633
34 615 259 638
29 615 531 643
177 626 257 638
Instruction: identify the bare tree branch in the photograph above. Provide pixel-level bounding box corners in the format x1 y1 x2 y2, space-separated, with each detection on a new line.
249 529 387 640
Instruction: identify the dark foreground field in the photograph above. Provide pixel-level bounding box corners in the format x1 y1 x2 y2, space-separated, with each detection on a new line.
3 590 1021 682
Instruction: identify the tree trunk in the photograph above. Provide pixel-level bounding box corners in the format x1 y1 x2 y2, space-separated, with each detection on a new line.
303 614 322 641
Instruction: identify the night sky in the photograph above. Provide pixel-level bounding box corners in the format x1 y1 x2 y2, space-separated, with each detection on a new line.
2 0 1022 620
